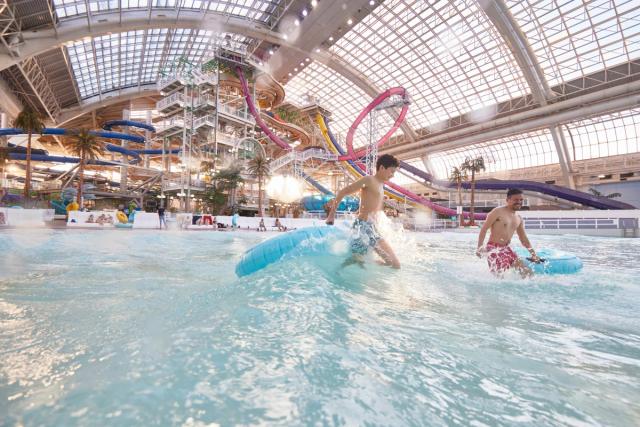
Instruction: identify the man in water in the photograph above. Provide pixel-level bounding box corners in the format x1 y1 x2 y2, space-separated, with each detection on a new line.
326 154 401 269
476 188 541 277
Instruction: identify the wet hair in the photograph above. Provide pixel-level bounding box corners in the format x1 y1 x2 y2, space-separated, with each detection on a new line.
376 154 399 170
507 188 523 198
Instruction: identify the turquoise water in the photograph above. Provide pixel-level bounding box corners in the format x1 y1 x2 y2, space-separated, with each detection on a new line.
1 229 639 426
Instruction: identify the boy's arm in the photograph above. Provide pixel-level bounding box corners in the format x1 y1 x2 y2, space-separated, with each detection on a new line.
326 177 368 224
476 209 498 256
516 218 540 261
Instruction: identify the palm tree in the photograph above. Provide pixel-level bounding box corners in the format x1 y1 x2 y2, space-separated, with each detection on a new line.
462 156 485 226
14 106 44 198
449 166 468 211
246 154 271 215
65 129 104 205
588 188 622 199
214 167 244 211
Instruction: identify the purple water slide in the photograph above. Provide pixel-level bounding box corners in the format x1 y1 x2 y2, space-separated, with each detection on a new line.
399 161 635 210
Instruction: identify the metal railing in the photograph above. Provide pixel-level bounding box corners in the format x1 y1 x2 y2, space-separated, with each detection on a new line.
522 217 637 230
156 92 186 111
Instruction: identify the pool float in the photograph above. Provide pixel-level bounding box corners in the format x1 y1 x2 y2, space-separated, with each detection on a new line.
236 226 349 277
514 247 583 275
114 222 133 229
116 211 128 224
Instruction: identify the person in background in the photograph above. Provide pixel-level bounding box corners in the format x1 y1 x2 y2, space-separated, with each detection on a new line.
158 206 167 229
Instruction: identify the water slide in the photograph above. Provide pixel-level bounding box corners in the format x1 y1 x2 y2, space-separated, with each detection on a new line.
103 120 156 133
262 112 311 146
398 161 635 210
315 114 486 219
300 172 332 195
2 125 180 165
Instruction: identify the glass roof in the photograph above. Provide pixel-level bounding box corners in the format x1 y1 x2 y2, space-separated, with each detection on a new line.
66 29 251 99
284 61 399 149
509 0 640 87
329 0 530 130
53 0 281 24
429 129 559 179
566 108 640 161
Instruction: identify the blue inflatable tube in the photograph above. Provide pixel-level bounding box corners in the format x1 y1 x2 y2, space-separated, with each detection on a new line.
236 226 349 277
514 247 583 275
103 120 156 132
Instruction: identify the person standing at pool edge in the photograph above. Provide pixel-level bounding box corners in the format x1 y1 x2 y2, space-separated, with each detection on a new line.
326 154 401 269
476 188 541 277
158 206 166 229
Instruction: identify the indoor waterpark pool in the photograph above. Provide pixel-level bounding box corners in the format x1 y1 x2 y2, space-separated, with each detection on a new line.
1 229 639 426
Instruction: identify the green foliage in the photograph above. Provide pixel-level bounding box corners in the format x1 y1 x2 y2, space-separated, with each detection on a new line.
202 187 226 214
213 167 244 191
449 166 467 184
66 129 104 161
14 106 44 134
589 188 622 199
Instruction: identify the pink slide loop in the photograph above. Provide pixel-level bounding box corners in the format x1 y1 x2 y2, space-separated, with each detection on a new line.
338 87 409 162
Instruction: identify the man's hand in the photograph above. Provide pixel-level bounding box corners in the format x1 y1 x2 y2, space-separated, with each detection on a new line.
475 247 485 258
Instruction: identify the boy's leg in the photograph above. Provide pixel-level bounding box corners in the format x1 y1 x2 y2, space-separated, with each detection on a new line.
374 239 400 269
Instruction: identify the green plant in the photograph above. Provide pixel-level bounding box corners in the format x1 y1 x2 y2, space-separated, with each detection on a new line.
213 167 244 208
246 154 270 215
449 166 468 212
461 156 485 226
588 188 622 199
65 129 104 204
14 106 44 198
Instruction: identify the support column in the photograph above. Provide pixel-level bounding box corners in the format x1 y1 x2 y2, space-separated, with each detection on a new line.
120 109 130 193
549 126 575 189
144 110 152 169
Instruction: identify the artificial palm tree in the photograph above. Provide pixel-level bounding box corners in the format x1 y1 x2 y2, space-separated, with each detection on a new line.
461 156 485 226
246 154 271 215
66 129 104 205
14 106 44 198
214 167 244 210
449 166 468 212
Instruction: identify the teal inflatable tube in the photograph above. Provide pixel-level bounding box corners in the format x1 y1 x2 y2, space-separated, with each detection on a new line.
236 226 349 277
514 247 583 274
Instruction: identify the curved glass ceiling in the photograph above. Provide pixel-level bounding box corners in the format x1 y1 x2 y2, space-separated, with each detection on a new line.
330 0 530 129
429 129 559 179
53 0 281 24
284 61 399 149
566 108 640 161
509 0 640 87
67 29 251 99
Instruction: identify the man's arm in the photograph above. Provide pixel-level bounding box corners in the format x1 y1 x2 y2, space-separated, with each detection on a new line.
326 177 368 224
476 209 499 257
515 219 540 261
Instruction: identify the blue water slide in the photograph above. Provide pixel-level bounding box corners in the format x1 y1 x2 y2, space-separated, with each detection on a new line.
103 120 156 133
9 153 119 166
105 143 141 162
0 127 145 144
300 172 333 195
398 161 635 210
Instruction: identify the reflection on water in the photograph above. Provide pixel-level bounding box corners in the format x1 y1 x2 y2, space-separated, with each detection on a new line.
0 229 639 426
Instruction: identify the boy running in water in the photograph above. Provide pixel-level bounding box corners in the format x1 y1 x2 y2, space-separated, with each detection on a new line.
476 188 541 277
326 154 401 269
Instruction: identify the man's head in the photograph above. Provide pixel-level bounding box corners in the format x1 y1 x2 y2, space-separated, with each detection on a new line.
375 154 399 180
506 188 524 210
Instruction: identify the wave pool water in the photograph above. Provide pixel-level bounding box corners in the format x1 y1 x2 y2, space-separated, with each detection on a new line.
1 229 639 426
